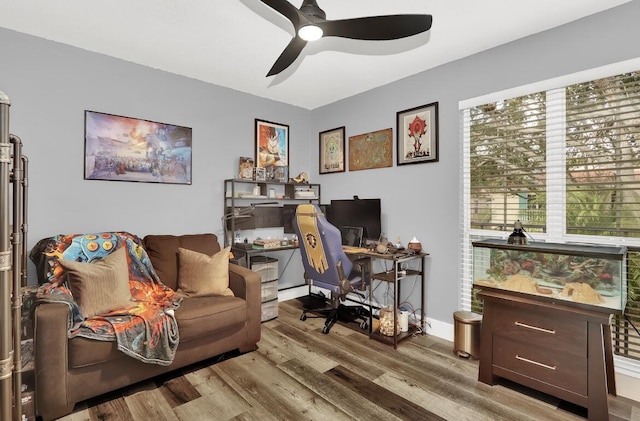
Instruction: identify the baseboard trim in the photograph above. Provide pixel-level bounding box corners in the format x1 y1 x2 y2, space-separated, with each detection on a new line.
278 285 308 302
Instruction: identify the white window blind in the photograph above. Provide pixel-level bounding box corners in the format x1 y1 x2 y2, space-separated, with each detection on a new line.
565 74 640 237
468 92 547 233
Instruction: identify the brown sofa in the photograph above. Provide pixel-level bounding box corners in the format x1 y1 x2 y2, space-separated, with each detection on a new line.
33 233 261 421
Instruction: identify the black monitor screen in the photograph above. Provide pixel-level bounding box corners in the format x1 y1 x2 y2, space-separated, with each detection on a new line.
283 204 297 234
326 198 381 240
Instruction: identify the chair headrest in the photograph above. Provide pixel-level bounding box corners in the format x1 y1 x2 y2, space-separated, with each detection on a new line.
295 203 323 217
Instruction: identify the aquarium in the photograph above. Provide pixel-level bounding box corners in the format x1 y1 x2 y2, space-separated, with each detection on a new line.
472 239 627 313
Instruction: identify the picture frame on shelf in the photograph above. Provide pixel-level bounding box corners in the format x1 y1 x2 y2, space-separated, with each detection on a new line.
84 110 192 184
274 166 288 182
396 102 439 165
238 156 254 180
254 167 266 181
255 118 289 179
319 126 345 174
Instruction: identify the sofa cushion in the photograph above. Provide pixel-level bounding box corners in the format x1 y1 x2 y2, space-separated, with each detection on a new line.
68 296 246 368
175 296 247 342
69 336 126 368
58 247 133 319
177 246 234 297
143 234 221 291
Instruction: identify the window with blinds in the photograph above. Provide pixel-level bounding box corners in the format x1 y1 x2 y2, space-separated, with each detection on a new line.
615 248 640 361
469 93 547 233
462 69 640 363
566 74 640 237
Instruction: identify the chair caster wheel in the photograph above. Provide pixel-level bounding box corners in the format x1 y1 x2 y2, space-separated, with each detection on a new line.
360 321 368 330
322 325 330 334
300 313 307 321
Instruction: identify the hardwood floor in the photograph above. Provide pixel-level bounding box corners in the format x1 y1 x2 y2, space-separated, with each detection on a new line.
57 299 640 421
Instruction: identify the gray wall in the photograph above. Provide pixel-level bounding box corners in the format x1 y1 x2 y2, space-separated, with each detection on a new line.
1 1 640 328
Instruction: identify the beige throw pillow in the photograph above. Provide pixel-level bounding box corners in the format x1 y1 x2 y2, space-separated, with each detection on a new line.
58 246 133 319
177 246 234 297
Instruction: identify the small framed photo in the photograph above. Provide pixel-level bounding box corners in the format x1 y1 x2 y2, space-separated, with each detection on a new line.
255 119 289 176
254 167 266 181
319 126 345 174
274 166 288 182
238 156 254 180
396 102 439 165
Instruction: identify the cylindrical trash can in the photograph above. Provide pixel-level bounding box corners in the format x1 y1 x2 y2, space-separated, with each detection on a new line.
453 311 482 359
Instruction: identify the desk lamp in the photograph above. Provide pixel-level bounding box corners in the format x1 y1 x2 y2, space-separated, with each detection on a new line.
507 220 527 245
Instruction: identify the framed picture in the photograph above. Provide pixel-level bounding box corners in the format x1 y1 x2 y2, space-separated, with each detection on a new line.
274 166 288 182
238 156 254 180
348 128 393 171
396 101 439 165
254 167 266 181
319 126 345 174
255 118 288 179
84 110 192 184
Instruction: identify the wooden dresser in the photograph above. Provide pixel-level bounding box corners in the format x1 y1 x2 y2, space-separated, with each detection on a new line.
478 289 616 421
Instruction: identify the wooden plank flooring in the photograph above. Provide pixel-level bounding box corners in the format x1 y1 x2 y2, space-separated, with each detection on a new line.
58 299 640 421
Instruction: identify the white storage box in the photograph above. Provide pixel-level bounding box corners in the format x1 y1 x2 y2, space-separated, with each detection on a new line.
261 279 278 303
251 256 278 282
261 299 278 322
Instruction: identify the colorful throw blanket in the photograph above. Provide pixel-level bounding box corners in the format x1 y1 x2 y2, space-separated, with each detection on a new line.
30 232 182 366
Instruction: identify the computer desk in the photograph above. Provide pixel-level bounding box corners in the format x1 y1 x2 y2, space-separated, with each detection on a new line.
344 247 428 349
233 243 428 348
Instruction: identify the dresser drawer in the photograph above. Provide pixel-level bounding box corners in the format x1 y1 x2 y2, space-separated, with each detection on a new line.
493 334 587 396
261 298 278 322
261 279 278 302
251 258 278 282
491 303 587 357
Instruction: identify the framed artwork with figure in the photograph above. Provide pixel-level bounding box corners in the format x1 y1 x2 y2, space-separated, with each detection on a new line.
396 102 439 165
255 118 289 180
319 126 345 174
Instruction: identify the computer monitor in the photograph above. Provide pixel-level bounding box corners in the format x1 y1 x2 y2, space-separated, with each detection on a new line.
326 198 382 240
282 204 297 234
340 226 364 247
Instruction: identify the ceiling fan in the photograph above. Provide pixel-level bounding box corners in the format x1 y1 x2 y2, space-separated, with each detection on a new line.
260 0 433 76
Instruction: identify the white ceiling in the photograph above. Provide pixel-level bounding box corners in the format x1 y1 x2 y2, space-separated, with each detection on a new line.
0 0 631 110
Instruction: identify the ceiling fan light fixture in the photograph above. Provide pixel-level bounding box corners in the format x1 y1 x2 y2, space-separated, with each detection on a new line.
263 0 433 76
298 24 323 41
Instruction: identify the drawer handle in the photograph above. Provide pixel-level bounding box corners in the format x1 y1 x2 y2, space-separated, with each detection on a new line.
516 355 556 371
514 321 555 334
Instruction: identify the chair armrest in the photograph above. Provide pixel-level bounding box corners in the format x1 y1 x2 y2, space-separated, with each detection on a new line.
228 263 262 347
34 303 75 420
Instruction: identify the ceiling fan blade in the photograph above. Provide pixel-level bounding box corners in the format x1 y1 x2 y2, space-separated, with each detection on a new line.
320 15 432 40
267 36 308 76
260 0 304 28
